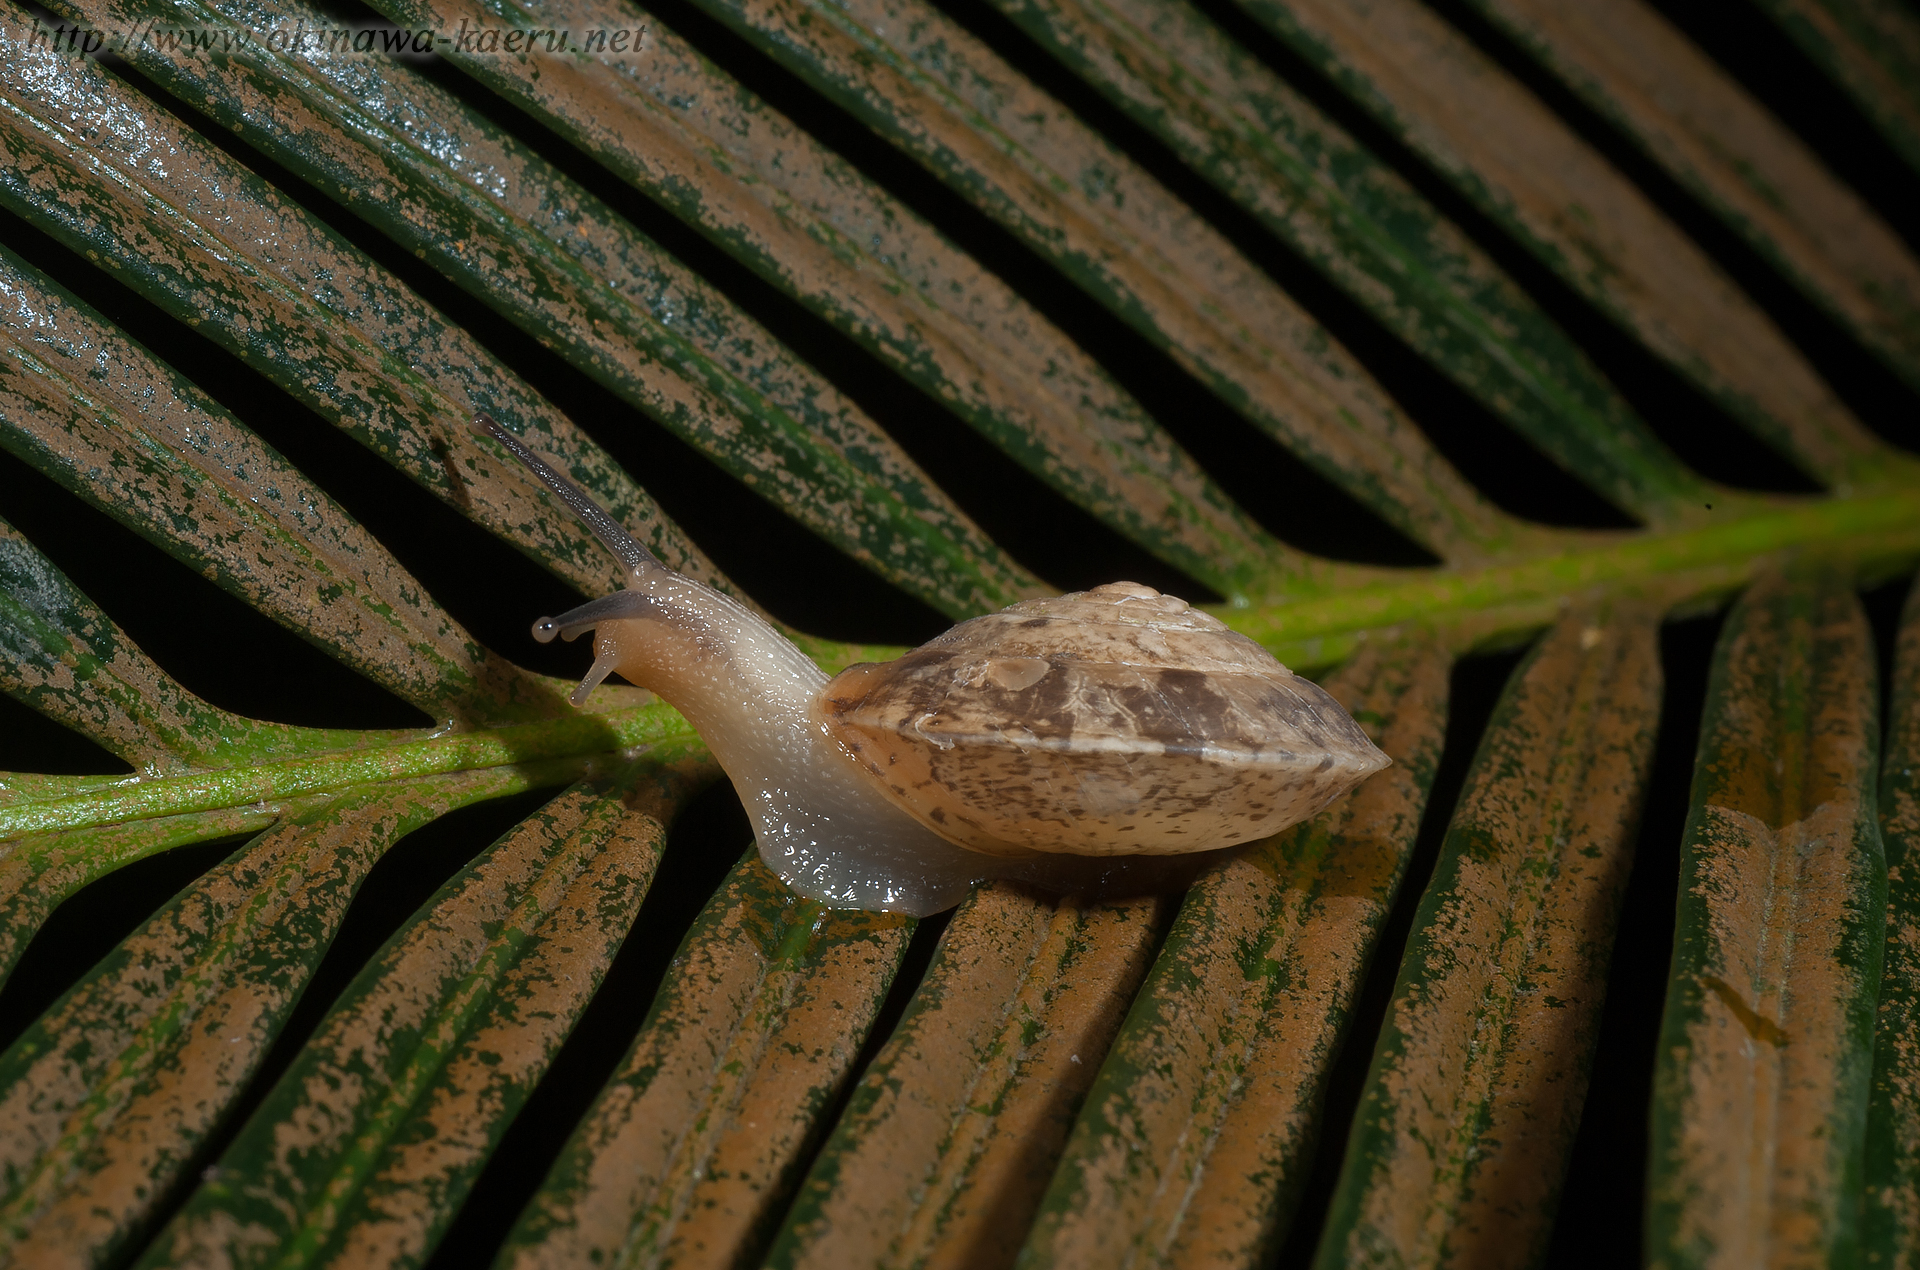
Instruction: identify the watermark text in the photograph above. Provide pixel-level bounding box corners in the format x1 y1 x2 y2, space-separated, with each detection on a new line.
26 16 650 61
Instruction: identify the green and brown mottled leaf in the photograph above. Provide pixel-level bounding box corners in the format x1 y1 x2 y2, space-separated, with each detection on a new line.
1468 0 1920 396
1752 0 1920 178
0 18 728 602
1234 0 1910 492
0 245 566 725
770 883 1168 1270
988 0 1728 530
1020 639 1451 1268
1869 575 1920 1270
37 0 1046 619
355 0 1400 598
495 850 913 1270
0 513 384 775
0 769 593 1268
1315 603 1660 1269
139 765 706 1270
671 0 1563 566
0 0 1916 1263
1648 567 1885 1269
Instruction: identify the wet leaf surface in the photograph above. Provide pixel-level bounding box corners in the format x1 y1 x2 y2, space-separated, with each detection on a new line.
359 0 1372 601
1235 0 1911 492
0 0 1914 1263
1469 0 1920 396
989 0 1726 530
1021 639 1451 1268
771 882 1169 1270
0 770 560 1267
140 768 704 1270
677 0 1568 567
1316 604 1661 1269
495 850 912 1270
40 0 1047 620
1869 572 1920 1269
1648 568 1885 1269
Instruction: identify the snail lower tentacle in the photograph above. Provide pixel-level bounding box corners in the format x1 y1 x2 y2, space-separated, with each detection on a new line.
570 644 625 707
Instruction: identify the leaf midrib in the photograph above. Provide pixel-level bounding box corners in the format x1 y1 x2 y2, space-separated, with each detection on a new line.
10 485 1916 841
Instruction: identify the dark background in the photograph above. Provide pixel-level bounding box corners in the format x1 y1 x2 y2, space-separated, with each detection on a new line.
1 0 1917 1263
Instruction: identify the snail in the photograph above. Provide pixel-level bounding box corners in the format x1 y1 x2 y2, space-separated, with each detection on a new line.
476 416 1390 915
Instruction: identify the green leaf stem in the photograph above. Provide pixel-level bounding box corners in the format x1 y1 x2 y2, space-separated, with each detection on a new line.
0 0 1915 1263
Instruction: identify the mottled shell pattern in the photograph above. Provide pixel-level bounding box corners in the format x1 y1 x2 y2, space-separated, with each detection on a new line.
819 582 1391 858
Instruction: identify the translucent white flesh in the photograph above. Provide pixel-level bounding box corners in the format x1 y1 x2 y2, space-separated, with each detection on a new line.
492 415 1209 913
560 578 1229 914
569 575 1001 914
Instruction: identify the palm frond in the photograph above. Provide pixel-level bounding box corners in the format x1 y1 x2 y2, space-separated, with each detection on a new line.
0 0 1916 1265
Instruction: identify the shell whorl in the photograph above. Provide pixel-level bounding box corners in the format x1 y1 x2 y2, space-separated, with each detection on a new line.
818 582 1390 858
921 581 1284 681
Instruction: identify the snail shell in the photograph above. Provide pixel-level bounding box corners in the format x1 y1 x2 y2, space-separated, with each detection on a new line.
476 417 1389 915
821 583 1389 858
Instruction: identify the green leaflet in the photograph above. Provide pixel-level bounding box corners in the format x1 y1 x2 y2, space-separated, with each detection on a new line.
0 771 99 805
1019 640 1450 1268
0 514 405 774
0 704 699 840
0 506 495 992
356 0 1354 602
0 810 276 990
0 768 593 1269
1647 568 1885 1268
1468 0 1920 397
1 0 1919 1260
0 13 733 605
0 245 571 726
2 452 1916 849
769 884 1169 1269
1315 604 1660 1269
1868 575 1920 1268
674 0 1553 566
1753 0 1920 178
40 0 1044 620
0 244 699 1026
140 767 702 1270
987 0 1719 529
1233 0 1907 493
496 848 913 1270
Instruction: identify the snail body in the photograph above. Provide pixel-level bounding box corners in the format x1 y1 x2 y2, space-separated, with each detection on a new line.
478 417 1389 915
